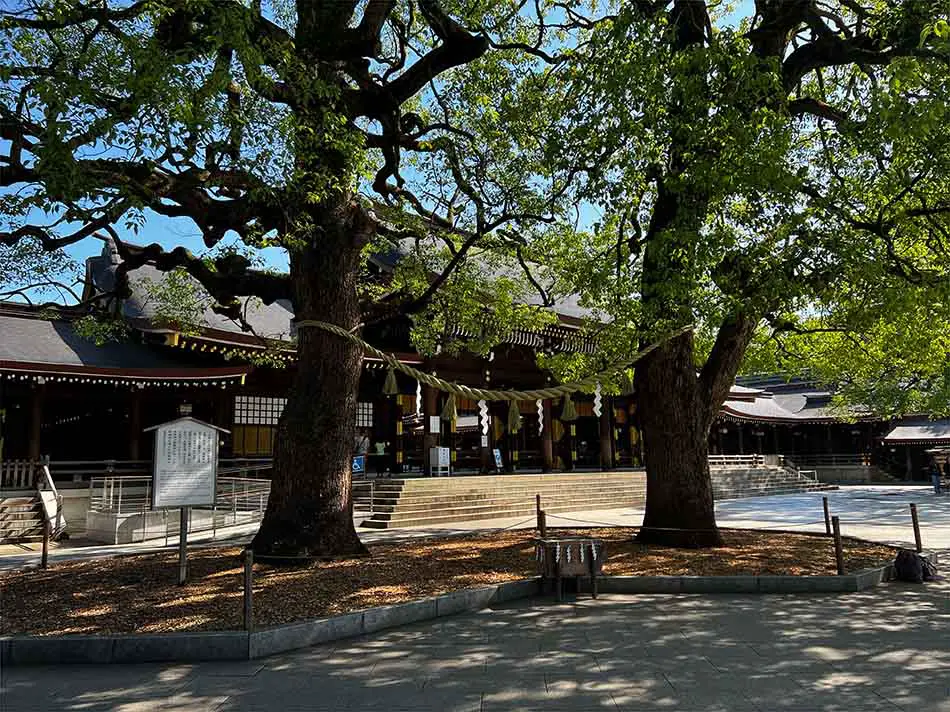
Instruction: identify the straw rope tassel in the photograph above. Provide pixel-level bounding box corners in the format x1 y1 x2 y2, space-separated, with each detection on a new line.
441 393 457 423
293 321 692 402
383 366 399 396
507 400 521 433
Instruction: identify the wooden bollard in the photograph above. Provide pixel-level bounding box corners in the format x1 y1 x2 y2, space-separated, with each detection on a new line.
243 548 254 632
536 494 542 530
911 503 922 553
539 510 547 539
823 496 832 537
41 516 49 570
831 515 845 575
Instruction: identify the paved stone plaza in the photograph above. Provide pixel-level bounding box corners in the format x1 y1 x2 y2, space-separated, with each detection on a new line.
3 486 950 711
3 577 950 711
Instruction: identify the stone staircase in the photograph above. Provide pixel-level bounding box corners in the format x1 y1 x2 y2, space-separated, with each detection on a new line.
0 494 45 543
359 467 837 529
709 467 837 500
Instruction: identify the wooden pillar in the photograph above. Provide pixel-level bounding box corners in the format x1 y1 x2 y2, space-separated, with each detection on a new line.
826 423 834 453
772 425 780 456
541 399 554 472
422 385 438 476
565 416 576 472
392 396 404 474
737 426 745 455
28 383 44 460
599 399 613 471
128 389 142 460
449 415 458 474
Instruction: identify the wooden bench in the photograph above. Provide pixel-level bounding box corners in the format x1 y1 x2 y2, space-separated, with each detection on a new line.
535 537 605 601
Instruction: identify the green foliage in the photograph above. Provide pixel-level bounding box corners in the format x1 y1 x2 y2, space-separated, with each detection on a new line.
0 237 79 301
73 313 130 345
531 1 950 417
139 268 210 334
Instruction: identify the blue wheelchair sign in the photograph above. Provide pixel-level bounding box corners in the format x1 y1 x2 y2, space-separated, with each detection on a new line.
352 455 366 474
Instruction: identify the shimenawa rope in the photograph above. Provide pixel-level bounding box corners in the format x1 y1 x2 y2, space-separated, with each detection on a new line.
294 320 691 402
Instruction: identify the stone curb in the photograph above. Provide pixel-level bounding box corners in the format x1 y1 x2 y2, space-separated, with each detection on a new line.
0 578 543 666
576 552 938 595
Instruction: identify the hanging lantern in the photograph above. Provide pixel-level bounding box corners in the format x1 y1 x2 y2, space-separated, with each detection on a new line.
382 366 399 396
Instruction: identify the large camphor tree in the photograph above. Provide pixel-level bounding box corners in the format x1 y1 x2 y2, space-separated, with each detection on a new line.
0 0 578 559
534 0 950 545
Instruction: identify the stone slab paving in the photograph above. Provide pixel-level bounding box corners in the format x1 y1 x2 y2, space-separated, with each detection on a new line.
4 486 950 710
4 575 950 711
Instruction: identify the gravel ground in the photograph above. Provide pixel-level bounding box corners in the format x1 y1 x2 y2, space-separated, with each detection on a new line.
0 528 898 636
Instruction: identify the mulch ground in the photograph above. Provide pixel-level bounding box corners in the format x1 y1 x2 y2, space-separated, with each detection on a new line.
0 528 898 636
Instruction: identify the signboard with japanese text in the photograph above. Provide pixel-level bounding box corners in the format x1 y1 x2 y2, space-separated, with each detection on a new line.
493 448 503 471
148 418 225 510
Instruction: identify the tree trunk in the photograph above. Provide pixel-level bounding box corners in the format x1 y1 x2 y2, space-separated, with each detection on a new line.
634 332 721 548
252 205 370 562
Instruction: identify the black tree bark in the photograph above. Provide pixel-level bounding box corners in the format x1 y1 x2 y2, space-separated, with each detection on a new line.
635 332 721 547
252 203 372 562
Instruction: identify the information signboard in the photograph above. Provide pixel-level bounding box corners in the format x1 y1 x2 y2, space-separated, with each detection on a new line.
146 418 225 510
493 448 504 471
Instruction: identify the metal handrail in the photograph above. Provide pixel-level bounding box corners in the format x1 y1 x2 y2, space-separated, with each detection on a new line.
36 463 66 536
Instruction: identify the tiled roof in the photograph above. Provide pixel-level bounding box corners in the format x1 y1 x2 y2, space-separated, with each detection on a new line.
882 419 950 444
0 307 249 384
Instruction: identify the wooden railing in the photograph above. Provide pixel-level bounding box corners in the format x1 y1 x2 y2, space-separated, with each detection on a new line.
708 454 766 467
0 459 42 489
786 453 868 468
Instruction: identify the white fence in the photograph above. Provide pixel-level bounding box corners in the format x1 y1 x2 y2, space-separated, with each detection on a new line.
86 475 271 544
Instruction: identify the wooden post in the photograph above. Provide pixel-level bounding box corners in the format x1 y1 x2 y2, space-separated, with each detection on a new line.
128 389 142 460
823 496 832 536
41 514 49 569
541 399 554 472
831 515 845 575
536 494 541 530
599 402 613 471
422 385 438 476
29 384 44 461
178 507 189 585
911 503 922 553
588 544 598 600
539 510 547 538
243 547 254 632
566 422 576 472
393 397 404 475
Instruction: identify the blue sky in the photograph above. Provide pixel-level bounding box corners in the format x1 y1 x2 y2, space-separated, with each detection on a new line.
16 0 756 295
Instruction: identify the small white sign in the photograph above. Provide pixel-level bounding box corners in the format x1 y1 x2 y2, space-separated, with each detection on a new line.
429 415 441 434
430 446 450 467
147 418 225 509
481 435 489 448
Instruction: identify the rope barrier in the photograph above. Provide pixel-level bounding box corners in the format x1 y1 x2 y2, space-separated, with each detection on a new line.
294 319 692 401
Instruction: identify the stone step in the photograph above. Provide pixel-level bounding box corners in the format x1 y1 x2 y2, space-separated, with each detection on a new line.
369 483 639 499
370 493 643 517
359 468 838 529
0 495 44 543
